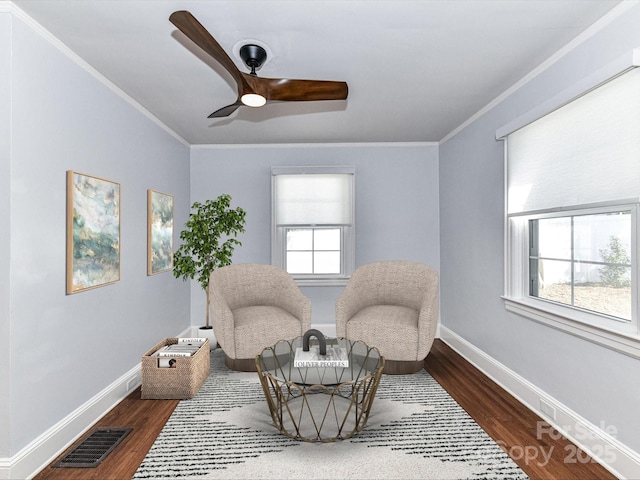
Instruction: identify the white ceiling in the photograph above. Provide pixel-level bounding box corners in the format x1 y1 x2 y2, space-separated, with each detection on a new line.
11 0 622 145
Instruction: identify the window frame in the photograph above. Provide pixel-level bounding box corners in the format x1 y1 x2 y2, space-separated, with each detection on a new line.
271 166 355 286
506 203 639 340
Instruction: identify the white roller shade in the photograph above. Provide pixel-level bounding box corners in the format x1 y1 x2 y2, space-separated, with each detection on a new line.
507 67 640 215
275 173 353 225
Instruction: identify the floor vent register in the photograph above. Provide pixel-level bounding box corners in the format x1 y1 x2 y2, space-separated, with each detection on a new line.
54 427 132 468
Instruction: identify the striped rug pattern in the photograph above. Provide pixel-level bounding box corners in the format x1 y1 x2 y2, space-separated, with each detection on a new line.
134 349 527 479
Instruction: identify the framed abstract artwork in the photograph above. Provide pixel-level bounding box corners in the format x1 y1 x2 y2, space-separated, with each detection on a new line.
147 189 174 275
66 171 121 294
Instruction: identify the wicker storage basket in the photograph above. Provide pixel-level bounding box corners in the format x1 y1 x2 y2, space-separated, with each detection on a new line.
141 337 210 399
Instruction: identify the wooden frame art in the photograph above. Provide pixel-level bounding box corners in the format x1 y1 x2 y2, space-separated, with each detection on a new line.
66 171 121 294
147 189 174 275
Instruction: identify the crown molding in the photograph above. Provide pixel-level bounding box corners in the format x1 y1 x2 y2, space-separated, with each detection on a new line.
440 0 640 144
7 1 189 148
191 141 438 150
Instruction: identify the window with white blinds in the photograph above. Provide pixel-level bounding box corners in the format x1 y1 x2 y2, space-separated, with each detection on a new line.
274 173 353 226
507 67 640 215
501 66 640 356
272 166 355 285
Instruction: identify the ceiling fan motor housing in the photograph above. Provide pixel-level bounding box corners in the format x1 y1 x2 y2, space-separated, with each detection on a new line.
239 44 267 74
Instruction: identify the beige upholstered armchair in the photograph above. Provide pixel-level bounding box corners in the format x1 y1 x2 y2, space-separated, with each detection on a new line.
336 261 439 374
208 263 311 371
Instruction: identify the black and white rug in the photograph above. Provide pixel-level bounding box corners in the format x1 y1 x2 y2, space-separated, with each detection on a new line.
134 349 528 480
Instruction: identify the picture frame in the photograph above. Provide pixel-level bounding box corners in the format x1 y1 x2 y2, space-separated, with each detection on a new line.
147 189 174 275
66 171 121 294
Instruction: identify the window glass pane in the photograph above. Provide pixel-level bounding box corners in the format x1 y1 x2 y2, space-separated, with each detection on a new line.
287 252 312 274
574 264 631 320
573 212 631 263
314 251 341 274
314 228 341 250
536 217 571 259
285 228 343 275
287 229 312 250
530 209 633 322
532 258 572 304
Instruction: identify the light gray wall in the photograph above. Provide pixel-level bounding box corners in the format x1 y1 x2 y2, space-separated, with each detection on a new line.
0 11 12 458
6 15 191 455
439 4 640 453
189 143 440 327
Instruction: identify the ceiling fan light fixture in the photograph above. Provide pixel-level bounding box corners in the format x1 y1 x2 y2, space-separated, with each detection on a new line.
241 93 267 107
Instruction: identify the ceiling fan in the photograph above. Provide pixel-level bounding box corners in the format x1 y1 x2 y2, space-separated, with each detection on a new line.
169 10 349 118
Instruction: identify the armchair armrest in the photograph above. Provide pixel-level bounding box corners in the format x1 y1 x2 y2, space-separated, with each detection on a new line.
208 282 236 357
278 287 312 331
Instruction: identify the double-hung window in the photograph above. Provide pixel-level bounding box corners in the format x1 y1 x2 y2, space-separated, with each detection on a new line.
271 166 355 285
500 62 640 355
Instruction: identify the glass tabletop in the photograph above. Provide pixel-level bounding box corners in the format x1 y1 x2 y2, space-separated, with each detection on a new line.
256 336 382 386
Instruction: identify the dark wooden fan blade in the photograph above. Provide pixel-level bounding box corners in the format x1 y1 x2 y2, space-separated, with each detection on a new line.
169 11 244 90
170 11 347 118
262 78 348 102
208 101 243 118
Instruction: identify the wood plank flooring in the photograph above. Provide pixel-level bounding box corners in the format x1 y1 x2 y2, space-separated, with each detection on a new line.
424 340 616 480
34 339 617 480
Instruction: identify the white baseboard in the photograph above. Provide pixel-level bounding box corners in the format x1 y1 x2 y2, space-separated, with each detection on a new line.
0 327 192 480
312 323 336 338
1 364 141 480
439 325 640 480
0 459 10 480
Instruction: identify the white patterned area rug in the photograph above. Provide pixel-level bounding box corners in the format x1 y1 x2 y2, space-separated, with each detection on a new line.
134 349 528 480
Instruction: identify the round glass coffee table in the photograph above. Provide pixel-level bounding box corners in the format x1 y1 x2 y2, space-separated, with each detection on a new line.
255 336 384 443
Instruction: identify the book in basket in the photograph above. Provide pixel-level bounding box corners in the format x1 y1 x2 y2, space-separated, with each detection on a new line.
294 345 349 368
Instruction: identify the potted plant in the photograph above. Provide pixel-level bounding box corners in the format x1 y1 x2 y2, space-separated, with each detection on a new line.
173 194 246 348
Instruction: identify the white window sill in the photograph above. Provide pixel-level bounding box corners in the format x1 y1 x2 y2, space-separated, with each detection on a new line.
294 278 349 287
503 297 640 360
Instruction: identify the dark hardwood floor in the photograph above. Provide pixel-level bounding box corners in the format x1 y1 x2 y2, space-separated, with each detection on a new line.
34 339 617 480
424 340 616 480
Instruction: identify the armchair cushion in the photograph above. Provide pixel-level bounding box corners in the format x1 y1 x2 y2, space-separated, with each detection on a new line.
345 305 420 360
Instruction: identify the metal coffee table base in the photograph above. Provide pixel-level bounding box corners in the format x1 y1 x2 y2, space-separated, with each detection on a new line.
256 337 385 443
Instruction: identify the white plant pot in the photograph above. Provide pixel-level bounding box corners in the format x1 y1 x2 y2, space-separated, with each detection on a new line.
197 326 217 351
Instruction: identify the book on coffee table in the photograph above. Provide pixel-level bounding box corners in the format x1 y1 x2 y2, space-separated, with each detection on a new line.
294 346 349 368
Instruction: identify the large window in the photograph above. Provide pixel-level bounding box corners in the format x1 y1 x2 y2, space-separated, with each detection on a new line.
513 206 636 332
529 210 632 321
272 166 355 285
501 64 640 354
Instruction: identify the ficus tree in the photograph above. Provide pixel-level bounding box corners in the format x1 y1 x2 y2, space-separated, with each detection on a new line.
173 194 246 327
